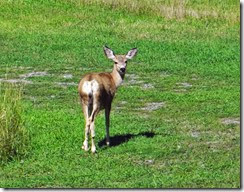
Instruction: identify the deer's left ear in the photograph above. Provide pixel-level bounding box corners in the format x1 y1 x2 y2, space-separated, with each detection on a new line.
126 48 137 60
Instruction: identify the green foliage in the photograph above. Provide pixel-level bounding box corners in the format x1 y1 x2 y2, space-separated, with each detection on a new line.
0 83 29 163
0 0 240 188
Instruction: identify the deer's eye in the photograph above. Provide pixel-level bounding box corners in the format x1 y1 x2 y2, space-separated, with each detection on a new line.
115 62 118 64
125 61 127 64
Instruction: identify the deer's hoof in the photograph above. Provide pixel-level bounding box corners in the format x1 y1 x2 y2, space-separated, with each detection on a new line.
82 145 89 151
91 146 96 153
82 141 89 151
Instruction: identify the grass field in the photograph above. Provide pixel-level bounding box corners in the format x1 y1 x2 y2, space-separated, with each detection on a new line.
0 0 240 188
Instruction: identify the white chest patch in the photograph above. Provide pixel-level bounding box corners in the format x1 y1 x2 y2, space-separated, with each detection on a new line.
82 80 99 95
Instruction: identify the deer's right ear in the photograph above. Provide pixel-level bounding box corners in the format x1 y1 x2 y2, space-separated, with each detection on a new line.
103 46 115 60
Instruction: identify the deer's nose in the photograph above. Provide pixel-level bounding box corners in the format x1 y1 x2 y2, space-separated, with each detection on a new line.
120 68 126 73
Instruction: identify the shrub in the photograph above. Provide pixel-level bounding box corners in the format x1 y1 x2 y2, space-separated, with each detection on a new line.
0 83 29 163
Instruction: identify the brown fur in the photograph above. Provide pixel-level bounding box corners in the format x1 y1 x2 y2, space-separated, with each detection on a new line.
78 46 137 153
78 72 116 111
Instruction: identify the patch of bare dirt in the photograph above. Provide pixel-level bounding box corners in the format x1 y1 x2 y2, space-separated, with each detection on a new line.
125 74 155 90
191 131 200 138
221 118 240 125
125 74 144 85
0 78 32 84
176 82 192 88
142 83 154 89
0 71 49 85
120 101 127 105
62 74 73 79
139 102 165 111
174 82 192 93
159 72 170 78
19 71 48 78
174 89 187 93
115 101 127 111
55 82 77 87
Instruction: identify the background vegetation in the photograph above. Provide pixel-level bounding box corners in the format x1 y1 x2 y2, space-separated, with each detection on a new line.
0 0 240 188
0 83 29 163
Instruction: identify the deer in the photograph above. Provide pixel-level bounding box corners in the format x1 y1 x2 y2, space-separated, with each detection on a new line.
78 46 138 153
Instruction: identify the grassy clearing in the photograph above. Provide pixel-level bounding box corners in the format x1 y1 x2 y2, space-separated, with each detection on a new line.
0 83 29 163
0 0 240 188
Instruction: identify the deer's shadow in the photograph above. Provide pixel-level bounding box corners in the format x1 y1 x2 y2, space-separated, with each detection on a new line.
98 131 155 148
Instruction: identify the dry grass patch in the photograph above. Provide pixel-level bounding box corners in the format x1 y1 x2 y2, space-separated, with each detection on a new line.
77 0 239 22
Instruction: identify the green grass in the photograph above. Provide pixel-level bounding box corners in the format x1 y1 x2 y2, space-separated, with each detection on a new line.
0 0 240 188
0 83 29 163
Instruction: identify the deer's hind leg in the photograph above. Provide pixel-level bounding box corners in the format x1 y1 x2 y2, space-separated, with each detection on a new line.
81 103 90 151
89 99 100 153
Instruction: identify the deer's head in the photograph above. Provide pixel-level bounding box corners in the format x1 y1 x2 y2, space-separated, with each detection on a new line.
103 46 137 75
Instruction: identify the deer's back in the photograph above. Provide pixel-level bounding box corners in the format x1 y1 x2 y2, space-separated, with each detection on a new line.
78 72 116 107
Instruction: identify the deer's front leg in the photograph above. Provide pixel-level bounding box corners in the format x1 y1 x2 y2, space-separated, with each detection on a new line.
105 104 111 146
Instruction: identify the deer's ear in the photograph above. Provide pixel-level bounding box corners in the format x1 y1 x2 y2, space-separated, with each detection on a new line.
103 46 115 60
126 48 137 59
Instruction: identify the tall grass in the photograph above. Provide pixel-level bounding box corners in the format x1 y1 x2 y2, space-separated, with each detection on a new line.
0 83 29 163
76 0 239 21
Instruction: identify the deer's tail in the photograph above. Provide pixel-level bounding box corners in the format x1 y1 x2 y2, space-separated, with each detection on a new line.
83 80 99 119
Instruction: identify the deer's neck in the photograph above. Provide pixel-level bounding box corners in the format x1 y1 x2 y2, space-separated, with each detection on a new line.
111 66 125 88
